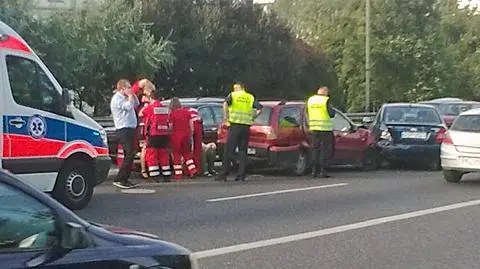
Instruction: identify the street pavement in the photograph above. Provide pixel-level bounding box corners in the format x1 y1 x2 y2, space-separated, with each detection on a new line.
78 169 480 269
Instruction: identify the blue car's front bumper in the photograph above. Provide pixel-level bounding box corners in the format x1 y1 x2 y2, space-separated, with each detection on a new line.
377 141 440 163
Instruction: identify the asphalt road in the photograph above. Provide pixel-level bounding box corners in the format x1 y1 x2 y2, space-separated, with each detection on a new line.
78 169 480 269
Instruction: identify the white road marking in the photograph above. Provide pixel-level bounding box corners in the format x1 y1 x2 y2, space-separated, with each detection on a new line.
206 183 348 202
193 199 480 259
120 188 156 194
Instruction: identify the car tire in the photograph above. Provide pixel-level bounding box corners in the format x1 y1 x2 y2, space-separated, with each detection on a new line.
52 159 94 210
291 149 309 176
443 170 463 183
361 148 378 171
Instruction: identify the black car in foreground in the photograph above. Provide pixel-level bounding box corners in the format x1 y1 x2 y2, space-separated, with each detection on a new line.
0 169 197 269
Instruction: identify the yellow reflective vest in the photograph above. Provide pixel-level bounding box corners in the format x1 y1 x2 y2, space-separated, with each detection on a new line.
306 95 333 131
228 90 255 125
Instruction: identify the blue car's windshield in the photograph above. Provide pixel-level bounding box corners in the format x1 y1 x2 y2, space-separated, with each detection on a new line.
383 106 441 125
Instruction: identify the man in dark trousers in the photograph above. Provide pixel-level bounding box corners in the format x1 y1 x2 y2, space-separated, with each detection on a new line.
215 82 262 181
110 79 140 189
306 86 336 178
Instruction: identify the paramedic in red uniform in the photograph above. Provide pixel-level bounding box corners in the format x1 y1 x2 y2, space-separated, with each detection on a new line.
110 79 139 189
169 98 198 180
142 88 172 181
188 107 203 175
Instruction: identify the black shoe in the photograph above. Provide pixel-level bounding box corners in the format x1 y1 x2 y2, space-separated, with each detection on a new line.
113 181 138 189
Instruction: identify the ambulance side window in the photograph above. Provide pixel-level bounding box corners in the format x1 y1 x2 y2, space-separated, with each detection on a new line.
6 55 62 115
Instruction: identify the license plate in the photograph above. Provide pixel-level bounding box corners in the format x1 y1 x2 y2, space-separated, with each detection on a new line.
460 157 480 166
401 132 427 139
235 148 256 155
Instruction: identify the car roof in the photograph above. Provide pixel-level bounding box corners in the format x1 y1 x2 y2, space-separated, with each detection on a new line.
421 97 464 103
384 103 437 109
260 101 305 107
162 97 224 104
459 108 480 116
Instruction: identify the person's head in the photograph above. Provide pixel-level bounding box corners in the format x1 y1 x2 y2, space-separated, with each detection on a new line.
317 86 329 96
116 79 131 95
143 81 156 99
169 97 182 110
233 82 245 92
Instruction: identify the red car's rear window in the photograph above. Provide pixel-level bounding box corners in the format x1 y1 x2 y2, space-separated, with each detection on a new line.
254 107 273 126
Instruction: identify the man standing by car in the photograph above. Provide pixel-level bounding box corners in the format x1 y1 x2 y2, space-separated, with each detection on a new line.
215 82 262 182
307 86 336 178
110 79 139 189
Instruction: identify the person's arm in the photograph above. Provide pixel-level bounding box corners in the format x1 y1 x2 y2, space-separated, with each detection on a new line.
253 98 263 118
223 94 232 123
327 99 336 118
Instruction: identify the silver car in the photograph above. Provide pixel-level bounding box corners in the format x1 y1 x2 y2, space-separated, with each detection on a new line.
441 108 480 182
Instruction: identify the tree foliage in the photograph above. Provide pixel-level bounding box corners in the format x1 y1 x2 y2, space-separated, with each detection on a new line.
141 0 335 102
1 0 175 116
274 0 480 112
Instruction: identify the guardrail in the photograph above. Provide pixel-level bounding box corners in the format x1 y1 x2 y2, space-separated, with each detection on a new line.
94 112 378 129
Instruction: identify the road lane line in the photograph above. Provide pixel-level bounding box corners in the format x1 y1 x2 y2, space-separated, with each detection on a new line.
193 199 480 259
206 183 348 202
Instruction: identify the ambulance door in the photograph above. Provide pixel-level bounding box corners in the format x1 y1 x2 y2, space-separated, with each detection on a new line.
0 50 5 169
2 51 66 191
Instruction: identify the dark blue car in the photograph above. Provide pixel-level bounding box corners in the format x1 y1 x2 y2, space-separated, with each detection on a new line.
371 103 447 169
0 169 197 269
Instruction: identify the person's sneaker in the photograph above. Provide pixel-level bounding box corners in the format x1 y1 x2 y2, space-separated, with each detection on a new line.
113 181 138 189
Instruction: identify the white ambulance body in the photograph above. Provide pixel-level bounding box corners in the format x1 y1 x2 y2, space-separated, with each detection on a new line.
0 21 110 210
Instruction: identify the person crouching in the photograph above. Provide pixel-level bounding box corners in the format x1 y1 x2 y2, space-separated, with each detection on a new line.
142 86 172 181
169 98 198 180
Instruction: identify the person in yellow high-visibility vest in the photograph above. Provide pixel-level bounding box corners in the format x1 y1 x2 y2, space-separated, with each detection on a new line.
306 86 336 178
215 82 263 181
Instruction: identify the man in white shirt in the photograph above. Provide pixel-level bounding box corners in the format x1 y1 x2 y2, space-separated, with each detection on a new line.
110 79 140 189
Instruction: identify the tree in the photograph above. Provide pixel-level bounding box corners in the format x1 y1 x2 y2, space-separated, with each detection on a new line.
1 0 175 116
142 0 334 100
274 0 462 112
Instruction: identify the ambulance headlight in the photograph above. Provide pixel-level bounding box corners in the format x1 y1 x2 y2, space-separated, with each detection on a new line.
99 129 108 146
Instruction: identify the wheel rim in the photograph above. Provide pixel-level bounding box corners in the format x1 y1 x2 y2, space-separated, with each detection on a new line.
66 172 86 199
296 153 306 173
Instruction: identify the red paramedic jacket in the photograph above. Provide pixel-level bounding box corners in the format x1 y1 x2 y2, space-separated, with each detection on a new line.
169 108 192 134
142 100 170 137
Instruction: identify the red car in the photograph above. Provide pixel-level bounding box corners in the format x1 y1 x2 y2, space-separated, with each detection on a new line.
419 99 480 127
217 101 377 175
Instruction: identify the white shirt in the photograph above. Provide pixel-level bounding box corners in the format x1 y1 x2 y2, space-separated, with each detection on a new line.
110 92 139 129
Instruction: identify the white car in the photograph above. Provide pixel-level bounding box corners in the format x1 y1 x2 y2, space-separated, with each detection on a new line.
441 108 480 182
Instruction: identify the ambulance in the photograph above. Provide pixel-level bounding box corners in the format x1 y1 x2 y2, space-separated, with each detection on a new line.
0 21 110 210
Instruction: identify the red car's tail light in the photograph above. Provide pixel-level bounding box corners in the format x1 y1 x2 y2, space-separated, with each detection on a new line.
435 128 447 143
265 127 277 140
442 131 453 145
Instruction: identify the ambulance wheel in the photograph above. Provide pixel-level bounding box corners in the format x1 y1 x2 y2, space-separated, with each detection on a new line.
53 160 94 210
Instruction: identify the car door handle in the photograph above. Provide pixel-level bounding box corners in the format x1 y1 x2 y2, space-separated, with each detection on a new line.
9 117 26 127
